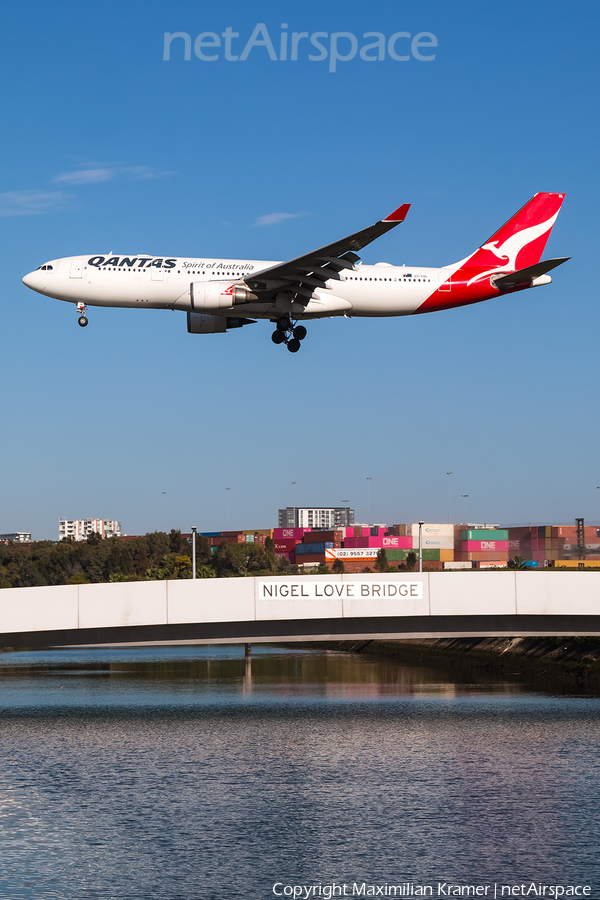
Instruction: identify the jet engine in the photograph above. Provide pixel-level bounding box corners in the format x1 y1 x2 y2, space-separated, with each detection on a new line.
190 282 260 310
190 281 235 310
187 313 256 334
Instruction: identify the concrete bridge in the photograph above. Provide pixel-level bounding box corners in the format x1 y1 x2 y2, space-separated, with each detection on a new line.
1 572 600 649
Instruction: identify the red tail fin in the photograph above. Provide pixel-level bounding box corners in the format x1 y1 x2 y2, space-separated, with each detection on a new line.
459 192 565 274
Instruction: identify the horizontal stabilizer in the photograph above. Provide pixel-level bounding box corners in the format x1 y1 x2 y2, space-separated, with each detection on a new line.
492 257 570 290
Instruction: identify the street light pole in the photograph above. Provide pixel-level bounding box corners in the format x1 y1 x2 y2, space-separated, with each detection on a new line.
461 495 469 525
292 482 297 527
191 526 197 580
418 520 424 573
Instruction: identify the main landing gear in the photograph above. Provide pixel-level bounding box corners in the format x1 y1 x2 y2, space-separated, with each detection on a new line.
271 316 307 353
77 302 88 327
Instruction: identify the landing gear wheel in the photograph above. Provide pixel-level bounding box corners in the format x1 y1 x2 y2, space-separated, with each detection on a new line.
277 315 291 331
293 325 307 341
78 316 88 327
287 338 301 353
271 330 286 345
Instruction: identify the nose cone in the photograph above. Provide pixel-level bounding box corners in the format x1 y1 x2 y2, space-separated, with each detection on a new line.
22 270 44 293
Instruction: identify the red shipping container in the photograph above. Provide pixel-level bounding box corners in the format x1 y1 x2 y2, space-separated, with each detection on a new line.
508 527 532 539
273 528 311 540
304 530 342 544
556 526 577 539
462 540 509 552
274 539 298 552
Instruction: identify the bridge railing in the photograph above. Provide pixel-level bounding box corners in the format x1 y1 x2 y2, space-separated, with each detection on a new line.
0 571 598 640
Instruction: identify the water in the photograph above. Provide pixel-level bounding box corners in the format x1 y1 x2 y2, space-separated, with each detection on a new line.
0 644 598 900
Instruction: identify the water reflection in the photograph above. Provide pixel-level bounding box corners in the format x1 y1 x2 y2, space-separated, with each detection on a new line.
0 643 559 702
0 645 598 899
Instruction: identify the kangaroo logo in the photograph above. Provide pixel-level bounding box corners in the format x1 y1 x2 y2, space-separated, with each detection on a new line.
466 211 560 286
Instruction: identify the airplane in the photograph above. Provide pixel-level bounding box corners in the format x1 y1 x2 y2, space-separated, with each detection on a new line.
22 192 567 353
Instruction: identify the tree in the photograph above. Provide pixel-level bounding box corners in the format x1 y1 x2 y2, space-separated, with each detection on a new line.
375 549 389 573
332 557 346 574
170 529 191 555
264 536 278 574
406 551 417 572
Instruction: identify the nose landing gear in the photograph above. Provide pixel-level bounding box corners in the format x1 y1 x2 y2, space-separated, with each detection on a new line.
271 317 307 352
77 302 88 327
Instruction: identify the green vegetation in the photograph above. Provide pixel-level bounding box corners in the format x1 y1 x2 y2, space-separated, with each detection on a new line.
374 548 389 572
0 531 292 588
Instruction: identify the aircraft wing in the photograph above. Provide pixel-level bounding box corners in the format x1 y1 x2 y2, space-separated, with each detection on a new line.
244 203 410 303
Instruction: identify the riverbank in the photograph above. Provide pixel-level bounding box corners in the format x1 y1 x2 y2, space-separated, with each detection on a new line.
301 637 600 686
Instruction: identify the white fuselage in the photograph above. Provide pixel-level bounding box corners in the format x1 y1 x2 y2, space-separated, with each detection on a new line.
22 254 446 320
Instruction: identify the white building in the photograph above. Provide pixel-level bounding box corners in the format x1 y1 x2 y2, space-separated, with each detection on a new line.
59 519 122 541
0 532 31 543
278 507 354 529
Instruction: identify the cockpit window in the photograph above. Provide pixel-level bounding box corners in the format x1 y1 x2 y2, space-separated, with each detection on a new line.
39 264 53 270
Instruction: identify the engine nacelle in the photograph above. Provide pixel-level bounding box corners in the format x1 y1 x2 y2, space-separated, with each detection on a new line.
190 281 235 310
187 313 256 334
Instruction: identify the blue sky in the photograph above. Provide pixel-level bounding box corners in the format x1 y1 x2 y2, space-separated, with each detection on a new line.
1 0 599 538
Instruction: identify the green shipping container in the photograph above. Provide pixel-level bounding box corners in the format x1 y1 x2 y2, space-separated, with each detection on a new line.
461 529 508 541
385 549 440 561
386 549 410 561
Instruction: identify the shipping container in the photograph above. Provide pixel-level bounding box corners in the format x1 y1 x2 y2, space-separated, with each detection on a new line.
295 554 326 564
407 523 454 537
507 527 532 540
440 549 454 562
385 549 410 561
275 551 296 563
477 561 508 568
413 537 454 550
274 539 298 552
462 540 509 552
342 560 375 573
554 560 600 568
444 561 475 570
331 548 378 559
273 527 312 541
464 551 510 561
461 529 509 541
296 542 334 555
381 536 413 549
303 530 343 544
352 536 413 549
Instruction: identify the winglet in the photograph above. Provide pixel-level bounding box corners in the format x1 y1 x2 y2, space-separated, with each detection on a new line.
383 203 411 222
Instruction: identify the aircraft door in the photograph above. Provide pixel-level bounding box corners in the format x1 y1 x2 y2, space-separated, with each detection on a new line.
70 258 83 278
